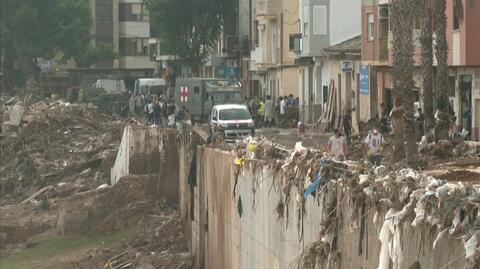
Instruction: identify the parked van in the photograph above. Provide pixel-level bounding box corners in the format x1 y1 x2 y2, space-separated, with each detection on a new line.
175 78 243 122
134 78 166 96
210 104 255 140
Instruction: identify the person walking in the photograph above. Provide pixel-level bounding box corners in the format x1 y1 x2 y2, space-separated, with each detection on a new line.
160 99 168 127
327 128 349 161
279 97 286 127
264 95 274 128
128 95 135 118
257 100 265 127
342 110 353 143
153 100 161 125
146 101 154 125
364 127 385 166
416 107 425 140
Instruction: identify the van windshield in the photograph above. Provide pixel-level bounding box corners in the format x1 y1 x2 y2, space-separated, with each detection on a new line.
140 85 165 95
219 108 251 121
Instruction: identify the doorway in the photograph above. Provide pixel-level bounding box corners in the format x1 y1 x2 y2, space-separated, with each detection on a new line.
384 88 393 115
460 75 472 138
475 98 480 141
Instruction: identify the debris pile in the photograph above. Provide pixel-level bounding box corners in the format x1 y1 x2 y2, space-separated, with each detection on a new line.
419 136 480 162
233 137 480 268
0 99 124 204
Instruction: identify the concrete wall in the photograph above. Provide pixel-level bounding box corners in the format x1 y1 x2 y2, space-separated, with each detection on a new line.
111 126 179 203
180 146 467 269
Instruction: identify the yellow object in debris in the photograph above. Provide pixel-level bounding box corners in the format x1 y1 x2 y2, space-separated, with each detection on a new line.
235 156 246 166
247 141 258 153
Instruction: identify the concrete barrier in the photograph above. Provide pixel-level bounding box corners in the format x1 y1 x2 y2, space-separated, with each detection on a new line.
180 146 466 269
111 126 179 203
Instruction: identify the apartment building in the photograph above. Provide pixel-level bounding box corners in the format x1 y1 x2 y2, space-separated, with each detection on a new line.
361 0 480 141
249 0 299 101
86 0 157 87
291 0 361 123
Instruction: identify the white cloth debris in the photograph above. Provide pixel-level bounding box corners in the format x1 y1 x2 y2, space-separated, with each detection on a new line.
96 184 110 190
377 209 403 269
465 233 479 261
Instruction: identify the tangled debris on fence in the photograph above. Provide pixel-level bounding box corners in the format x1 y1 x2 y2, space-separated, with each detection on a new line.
234 136 480 269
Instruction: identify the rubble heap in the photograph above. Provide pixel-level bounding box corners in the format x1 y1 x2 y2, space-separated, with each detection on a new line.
0 100 124 205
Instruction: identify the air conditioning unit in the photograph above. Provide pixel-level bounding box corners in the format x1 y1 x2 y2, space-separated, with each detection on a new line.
378 5 389 20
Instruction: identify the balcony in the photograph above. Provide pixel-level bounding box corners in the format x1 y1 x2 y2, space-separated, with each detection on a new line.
255 0 276 20
250 46 275 71
251 47 263 64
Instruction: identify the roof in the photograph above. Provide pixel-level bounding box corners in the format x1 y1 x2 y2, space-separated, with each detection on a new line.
213 104 248 110
323 35 361 55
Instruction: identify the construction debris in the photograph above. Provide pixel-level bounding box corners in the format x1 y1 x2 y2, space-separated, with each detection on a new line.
0 98 124 204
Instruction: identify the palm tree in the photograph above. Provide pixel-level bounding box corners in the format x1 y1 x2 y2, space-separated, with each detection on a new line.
390 0 418 163
420 0 434 134
433 0 450 140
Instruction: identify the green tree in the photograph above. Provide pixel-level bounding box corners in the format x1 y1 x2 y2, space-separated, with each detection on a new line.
147 0 236 75
0 0 113 88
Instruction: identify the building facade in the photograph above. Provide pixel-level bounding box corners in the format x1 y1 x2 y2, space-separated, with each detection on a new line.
361 0 480 141
249 0 300 102
292 0 361 123
85 0 158 88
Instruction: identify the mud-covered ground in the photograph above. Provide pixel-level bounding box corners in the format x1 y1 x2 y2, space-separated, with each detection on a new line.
0 100 190 269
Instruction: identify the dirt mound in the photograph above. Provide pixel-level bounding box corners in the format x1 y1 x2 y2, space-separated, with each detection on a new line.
0 101 124 205
89 175 161 235
70 175 190 268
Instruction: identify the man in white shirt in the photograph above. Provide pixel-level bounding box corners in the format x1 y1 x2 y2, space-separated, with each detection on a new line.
147 101 154 124
327 128 349 161
280 97 286 115
364 127 385 165
264 95 274 128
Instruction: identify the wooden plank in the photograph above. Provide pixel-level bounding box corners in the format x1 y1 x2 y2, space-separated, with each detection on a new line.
193 127 209 142
20 186 54 205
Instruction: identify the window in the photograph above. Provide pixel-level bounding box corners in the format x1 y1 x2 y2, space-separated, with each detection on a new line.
323 86 328 103
303 23 309 37
453 5 460 30
254 21 259 47
289 34 302 52
303 6 309 36
313 6 327 35
119 3 144 21
119 38 149 56
194 86 200 94
96 4 112 22
367 13 375 41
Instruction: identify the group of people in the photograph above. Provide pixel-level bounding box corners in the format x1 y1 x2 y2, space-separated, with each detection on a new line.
248 94 299 128
327 126 385 166
128 93 190 127
145 98 177 126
